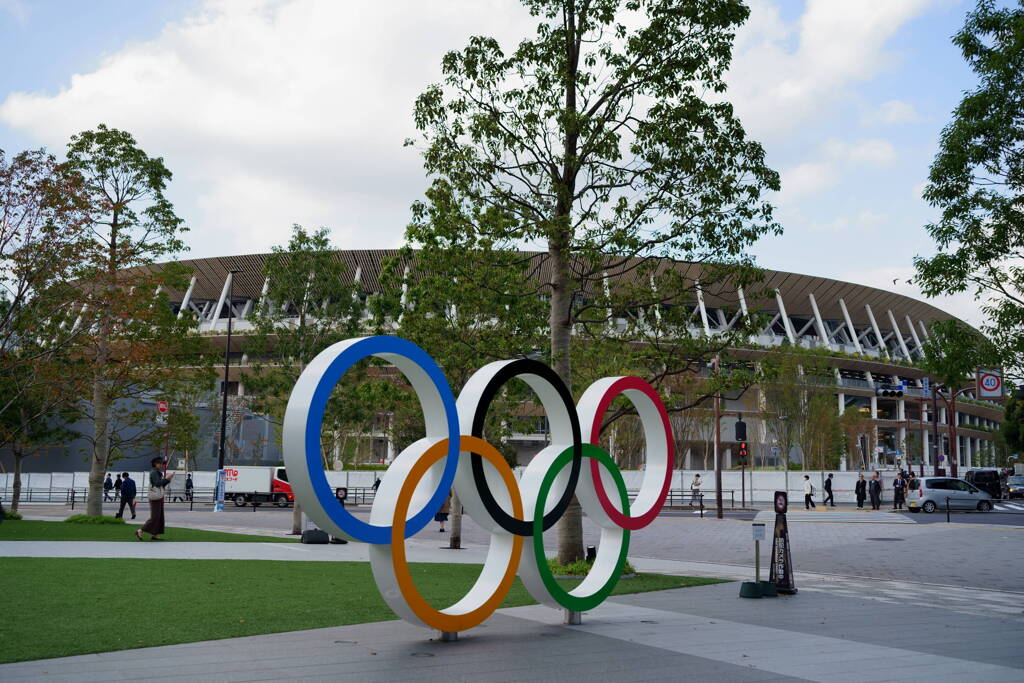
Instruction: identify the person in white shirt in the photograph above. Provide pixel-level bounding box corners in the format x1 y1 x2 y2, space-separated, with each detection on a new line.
690 474 702 506
803 475 815 510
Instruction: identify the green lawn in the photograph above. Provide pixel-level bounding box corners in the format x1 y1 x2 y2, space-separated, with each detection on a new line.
0 557 725 663
0 520 295 543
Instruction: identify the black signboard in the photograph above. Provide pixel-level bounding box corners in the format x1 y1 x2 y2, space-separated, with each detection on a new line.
769 491 797 594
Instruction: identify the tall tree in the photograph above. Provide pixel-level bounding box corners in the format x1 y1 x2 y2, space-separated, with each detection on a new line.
65 125 203 517
914 0 1024 380
0 148 90 418
839 405 873 471
408 0 779 561
245 225 363 534
0 341 79 512
760 349 833 469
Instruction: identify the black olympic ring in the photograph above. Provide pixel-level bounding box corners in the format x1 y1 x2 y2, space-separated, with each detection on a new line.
469 358 582 536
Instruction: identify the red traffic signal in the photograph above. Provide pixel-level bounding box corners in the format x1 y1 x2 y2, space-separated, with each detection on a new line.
738 441 748 458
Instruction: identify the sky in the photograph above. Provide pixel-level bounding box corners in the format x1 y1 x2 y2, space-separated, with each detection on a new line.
0 0 987 323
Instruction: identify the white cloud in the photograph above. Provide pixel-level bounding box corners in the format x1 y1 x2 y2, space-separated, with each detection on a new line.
823 138 898 166
780 137 897 199
0 0 535 257
869 99 921 125
810 210 887 234
780 161 839 199
727 0 935 139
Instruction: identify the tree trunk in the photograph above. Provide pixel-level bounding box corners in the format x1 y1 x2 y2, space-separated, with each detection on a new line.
87 381 110 517
448 489 463 549
291 501 303 535
11 449 23 513
552 1 583 565
550 237 582 564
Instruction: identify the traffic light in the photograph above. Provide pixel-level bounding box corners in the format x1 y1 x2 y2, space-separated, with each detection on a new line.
738 441 748 458
735 417 747 441
875 385 904 397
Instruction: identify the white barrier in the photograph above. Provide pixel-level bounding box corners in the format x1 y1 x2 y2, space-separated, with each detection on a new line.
2 467 909 506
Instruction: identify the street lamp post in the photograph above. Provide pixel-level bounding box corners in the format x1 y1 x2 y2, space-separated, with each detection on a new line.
215 269 241 512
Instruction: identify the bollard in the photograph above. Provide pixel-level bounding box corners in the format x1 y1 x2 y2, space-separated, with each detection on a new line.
741 523 767 598
946 496 951 523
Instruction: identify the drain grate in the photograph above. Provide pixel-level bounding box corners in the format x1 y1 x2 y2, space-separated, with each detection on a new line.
865 537 905 541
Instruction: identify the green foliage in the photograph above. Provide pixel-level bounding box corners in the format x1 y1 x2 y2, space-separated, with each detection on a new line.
0 507 22 521
759 347 836 469
547 556 637 576
62 124 206 515
245 225 364 468
0 557 712 663
63 514 126 525
919 319 1001 389
914 0 1024 380
1003 394 1024 451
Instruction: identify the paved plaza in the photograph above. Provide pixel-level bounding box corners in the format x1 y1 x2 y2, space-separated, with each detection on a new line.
6 506 1023 681
1 578 1021 682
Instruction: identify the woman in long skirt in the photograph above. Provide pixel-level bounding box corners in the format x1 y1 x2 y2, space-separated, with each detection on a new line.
137 456 174 540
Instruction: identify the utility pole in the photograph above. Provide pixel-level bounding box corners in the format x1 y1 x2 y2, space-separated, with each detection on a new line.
713 355 723 519
932 385 940 476
215 269 241 512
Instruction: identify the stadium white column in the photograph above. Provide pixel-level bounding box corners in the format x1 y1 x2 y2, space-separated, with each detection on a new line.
808 293 833 350
211 270 233 333
695 281 712 338
775 289 797 344
864 304 890 359
838 298 863 353
887 309 912 361
905 314 924 357
177 276 197 319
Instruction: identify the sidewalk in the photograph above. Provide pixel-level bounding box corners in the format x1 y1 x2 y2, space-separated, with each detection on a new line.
1 579 1021 682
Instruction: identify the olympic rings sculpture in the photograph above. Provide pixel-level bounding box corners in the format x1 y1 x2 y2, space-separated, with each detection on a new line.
283 336 674 633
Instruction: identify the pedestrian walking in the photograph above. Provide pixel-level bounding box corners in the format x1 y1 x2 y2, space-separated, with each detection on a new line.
372 478 381 495
823 473 835 507
869 472 882 510
330 488 349 544
113 474 122 501
803 475 815 510
115 472 137 519
103 473 114 502
893 472 906 510
136 457 174 541
690 473 702 506
184 473 194 502
855 473 867 509
435 491 452 532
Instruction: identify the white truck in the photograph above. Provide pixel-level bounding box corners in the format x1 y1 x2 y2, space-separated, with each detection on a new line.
223 466 294 507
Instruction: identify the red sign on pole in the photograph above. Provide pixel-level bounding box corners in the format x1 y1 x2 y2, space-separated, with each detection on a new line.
156 400 169 414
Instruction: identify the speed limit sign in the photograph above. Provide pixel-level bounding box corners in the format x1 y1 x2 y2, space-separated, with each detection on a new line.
977 369 1004 398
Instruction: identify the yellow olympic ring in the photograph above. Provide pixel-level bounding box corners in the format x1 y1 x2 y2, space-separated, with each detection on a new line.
386 436 523 632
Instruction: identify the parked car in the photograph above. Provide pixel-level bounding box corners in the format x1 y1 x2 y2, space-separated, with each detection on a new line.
907 477 993 513
1007 475 1024 500
965 468 1005 499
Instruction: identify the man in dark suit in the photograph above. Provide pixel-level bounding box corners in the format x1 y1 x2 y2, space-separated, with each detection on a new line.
823 473 835 507
868 472 882 510
115 472 137 519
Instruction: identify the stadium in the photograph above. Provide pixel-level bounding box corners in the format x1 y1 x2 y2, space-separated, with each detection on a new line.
0 250 1005 478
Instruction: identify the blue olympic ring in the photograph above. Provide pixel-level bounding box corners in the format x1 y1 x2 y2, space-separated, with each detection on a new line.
298 336 460 544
